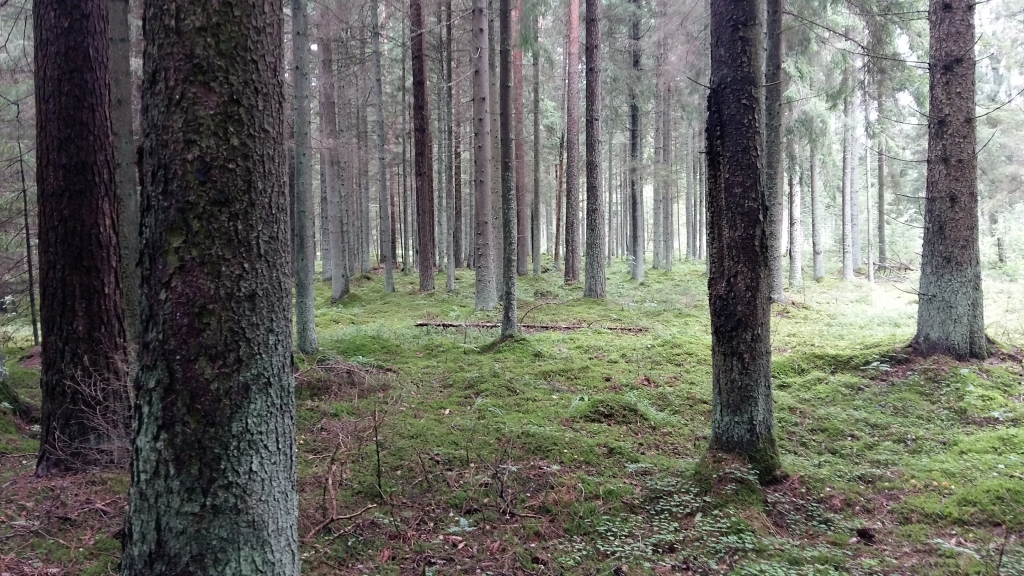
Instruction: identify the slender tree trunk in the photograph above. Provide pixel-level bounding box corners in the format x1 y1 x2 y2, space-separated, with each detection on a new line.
499 0 518 338
401 19 411 274
865 123 874 284
34 0 128 475
628 0 644 281
841 89 854 281
663 85 674 271
121 0 298 572
511 0 528 276
319 152 331 282
687 129 695 258
788 141 802 288
372 0 394 293
473 0 496 310
454 57 465 269
810 144 824 280
411 0 437 291
321 10 349 301
110 0 140 346
18 144 39 346
765 0 785 301
706 0 781 483
914 0 988 360
583 0 605 298
292 0 318 353
490 0 504 289
444 1 456 292
563 0 581 283
850 91 862 272
876 108 887 264
532 38 542 275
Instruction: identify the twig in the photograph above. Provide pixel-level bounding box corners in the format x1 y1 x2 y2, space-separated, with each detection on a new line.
415 321 647 333
302 504 377 542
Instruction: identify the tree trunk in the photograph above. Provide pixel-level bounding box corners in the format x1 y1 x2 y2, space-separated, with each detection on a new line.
788 141 802 288
663 84 673 271
563 0 581 283
687 129 695 259
850 92 862 272
110 0 140 347
372 0 394 293
877 128 887 265
628 0 644 281
454 57 465 270
554 132 564 270
401 19 411 274
18 144 39 346
914 0 988 360
292 0 318 353
512 0 528 277
532 36 542 275
411 0 437 291
841 88 854 281
765 0 785 301
321 10 349 301
490 0 504 289
34 0 128 475
121 1 298 572
474 0 496 310
583 0 605 298
810 144 824 280
499 0 518 338
705 0 781 483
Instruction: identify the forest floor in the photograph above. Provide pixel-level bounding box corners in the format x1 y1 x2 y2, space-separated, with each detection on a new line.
1 259 1023 575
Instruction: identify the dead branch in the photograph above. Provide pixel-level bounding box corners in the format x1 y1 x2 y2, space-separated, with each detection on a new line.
414 321 648 333
302 504 377 542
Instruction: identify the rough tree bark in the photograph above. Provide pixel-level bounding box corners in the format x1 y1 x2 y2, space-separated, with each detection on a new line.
34 0 128 476
292 0 317 353
411 0 437 291
120 0 298 572
499 0 518 338
583 0 605 298
705 0 782 483
914 0 988 360
563 0 581 283
473 0 496 310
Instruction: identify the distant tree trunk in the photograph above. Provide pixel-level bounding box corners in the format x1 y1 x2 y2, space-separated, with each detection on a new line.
583 0 605 298
554 132 564 270
443 0 456 292
121 1 298 570
319 152 331 282
499 0 518 338
765 0 785 301
810 144 824 280
34 0 128 475
532 38 542 275
454 58 464 270
490 0 504 289
652 21 664 271
687 129 695 259
663 84 674 271
876 122 887 265
864 123 874 284
563 0 581 283
841 89 854 281
914 0 988 360
292 0 318 353
706 0 782 484
110 0 139 346
473 0 496 310
320 10 349 301
628 0 644 282
411 0 436 291
401 19 412 274
788 141 802 288
850 92 862 272
512 0 528 277
18 144 39 346
372 0 394 293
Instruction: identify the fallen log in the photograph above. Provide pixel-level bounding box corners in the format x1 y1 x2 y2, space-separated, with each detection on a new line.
414 321 647 333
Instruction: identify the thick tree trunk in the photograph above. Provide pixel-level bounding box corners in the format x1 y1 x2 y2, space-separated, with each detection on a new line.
628 0 644 281
121 1 298 572
914 0 988 360
321 11 349 301
473 0 496 310
34 0 128 475
110 0 140 347
810 145 824 280
706 0 781 482
583 0 605 298
411 0 437 291
563 0 581 283
372 0 394 293
499 0 518 338
292 0 318 353
765 0 785 301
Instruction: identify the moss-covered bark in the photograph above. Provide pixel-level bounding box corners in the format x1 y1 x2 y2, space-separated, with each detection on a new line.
120 1 297 573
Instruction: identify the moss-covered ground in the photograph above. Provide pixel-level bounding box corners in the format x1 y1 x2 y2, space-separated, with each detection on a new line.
2 260 1022 574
